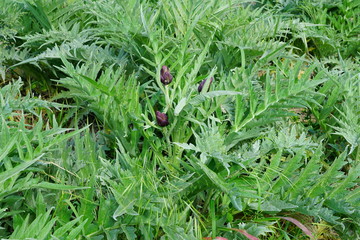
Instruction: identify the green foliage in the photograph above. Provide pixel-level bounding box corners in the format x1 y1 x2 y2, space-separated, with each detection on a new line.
1 0 359 239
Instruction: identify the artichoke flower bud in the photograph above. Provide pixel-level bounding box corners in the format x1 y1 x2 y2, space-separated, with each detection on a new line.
198 77 214 92
156 111 169 127
160 66 173 85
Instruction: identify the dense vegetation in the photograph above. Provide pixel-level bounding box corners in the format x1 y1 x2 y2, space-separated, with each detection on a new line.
1 0 359 239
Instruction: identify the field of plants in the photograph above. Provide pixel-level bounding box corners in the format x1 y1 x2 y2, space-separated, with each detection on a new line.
1 0 359 239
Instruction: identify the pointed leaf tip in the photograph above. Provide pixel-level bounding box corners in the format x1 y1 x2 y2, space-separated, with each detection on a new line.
230 228 260 240
279 216 315 239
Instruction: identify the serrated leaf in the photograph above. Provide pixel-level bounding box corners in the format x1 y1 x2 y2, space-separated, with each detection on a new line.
65 218 88 240
53 217 82 237
174 97 187 116
0 158 39 184
34 182 90 191
174 142 199 152
190 91 242 106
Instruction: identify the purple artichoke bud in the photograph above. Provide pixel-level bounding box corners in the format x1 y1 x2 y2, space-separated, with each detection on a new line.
160 66 173 85
156 111 169 127
198 77 214 92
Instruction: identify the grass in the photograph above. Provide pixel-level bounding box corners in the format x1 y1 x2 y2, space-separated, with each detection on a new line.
0 0 359 239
